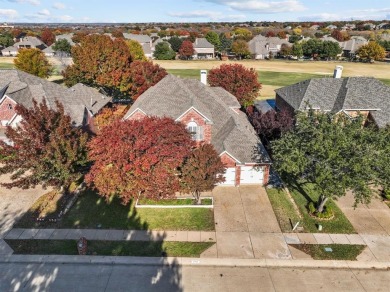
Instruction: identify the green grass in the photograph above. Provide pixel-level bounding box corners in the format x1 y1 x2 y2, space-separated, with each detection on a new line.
0 62 14 69
138 198 212 206
290 244 365 260
15 189 215 231
266 188 301 232
379 78 390 86
167 69 323 87
288 182 356 234
6 239 214 257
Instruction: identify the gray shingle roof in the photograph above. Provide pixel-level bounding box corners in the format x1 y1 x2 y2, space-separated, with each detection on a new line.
123 33 151 44
124 74 270 164
193 38 214 48
0 70 111 126
275 77 390 127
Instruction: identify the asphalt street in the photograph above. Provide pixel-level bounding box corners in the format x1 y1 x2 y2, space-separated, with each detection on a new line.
1 261 389 292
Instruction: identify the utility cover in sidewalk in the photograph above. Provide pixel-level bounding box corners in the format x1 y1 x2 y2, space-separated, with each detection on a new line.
324 247 333 252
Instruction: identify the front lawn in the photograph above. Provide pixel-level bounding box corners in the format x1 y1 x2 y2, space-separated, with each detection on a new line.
288 182 356 234
290 244 365 260
138 198 212 206
266 188 301 232
15 189 215 231
6 239 213 257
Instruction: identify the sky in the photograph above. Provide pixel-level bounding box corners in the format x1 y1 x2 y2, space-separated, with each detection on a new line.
0 0 389 23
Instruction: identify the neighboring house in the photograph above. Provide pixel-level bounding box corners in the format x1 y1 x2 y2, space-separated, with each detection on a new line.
193 38 214 59
124 74 271 186
341 23 356 31
326 25 338 30
43 45 55 57
377 23 390 30
309 25 320 30
56 33 75 46
275 70 390 128
363 23 376 30
0 70 111 134
340 36 368 58
321 36 340 43
123 33 153 58
248 35 291 59
1 46 18 56
16 36 47 50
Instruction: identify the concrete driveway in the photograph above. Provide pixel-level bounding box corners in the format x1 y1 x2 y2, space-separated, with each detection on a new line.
212 186 290 259
0 174 47 238
336 192 390 236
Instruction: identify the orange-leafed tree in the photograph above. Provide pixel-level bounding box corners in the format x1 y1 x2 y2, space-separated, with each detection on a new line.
180 144 225 204
208 64 262 108
179 40 194 60
127 61 167 100
41 29 55 46
86 117 194 205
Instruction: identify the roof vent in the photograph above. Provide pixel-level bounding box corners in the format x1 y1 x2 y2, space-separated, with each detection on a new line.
200 70 207 85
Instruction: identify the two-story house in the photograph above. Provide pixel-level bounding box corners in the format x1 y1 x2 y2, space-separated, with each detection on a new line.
123 74 271 186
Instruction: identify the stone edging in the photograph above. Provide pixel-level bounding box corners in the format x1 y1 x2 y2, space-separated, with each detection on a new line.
135 197 214 209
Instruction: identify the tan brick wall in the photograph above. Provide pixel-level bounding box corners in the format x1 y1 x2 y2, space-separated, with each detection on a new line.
127 110 147 121
0 96 17 127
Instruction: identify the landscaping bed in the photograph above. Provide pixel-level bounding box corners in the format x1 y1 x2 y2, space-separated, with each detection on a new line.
290 244 365 260
15 189 215 231
6 239 213 257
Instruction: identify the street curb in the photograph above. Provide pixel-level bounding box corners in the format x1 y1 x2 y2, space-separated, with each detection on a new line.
0 255 389 270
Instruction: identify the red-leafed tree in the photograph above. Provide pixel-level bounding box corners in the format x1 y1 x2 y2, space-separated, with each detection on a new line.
0 99 88 192
85 117 194 205
180 144 225 204
127 61 167 100
208 64 262 108
179 40 195 60
63 34 133 97
40 29 55 46
248 109 294 148
265 31 276 37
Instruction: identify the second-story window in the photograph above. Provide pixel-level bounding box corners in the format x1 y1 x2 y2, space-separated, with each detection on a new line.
187 121 204 141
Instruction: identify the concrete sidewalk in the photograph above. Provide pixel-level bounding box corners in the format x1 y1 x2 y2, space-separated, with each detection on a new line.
5 228 390 261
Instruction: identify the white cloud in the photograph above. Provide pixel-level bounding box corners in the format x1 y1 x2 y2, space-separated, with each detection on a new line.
0 8 18 19
200 0 306 13
52 2 66 10
37 8 50 16
298 13 343 21
352 8 390 14
169 10 245 21
7 0 40 5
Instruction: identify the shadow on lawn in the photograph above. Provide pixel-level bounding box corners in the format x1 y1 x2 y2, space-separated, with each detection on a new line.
9 188 183 291
283 176 314 205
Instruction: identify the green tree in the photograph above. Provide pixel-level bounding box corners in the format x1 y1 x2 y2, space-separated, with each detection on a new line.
375 126 390 195
14 48 52 78
320 40 342 60
52 39 72 54
272 111 378 213
168 36 183 52
180 144 226 204
0 99 88 192
126 39 147 61
219 33 232 54
356 41 386 61
205 31 220 51
231 40 250 59
279 44 292 57
153 41 176 60
0 33 14 47
291 42 303 58
302 39 323 58
233 28 252 41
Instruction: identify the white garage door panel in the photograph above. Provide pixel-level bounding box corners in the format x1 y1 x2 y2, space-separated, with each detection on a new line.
219 167 236 185
240 166 264 184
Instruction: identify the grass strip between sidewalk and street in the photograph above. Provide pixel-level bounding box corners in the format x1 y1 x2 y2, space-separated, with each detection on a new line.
290 244 366 260
6 239 214 257
138 198 212 206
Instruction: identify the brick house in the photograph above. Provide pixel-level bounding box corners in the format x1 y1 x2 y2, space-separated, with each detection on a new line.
0 69 111 139
124 74 271 186
275 75 390 128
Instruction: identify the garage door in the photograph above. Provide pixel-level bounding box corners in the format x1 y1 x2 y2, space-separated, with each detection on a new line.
219 167 236 186
240 166 264 185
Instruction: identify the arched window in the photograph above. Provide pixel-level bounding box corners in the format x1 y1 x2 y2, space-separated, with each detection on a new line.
187 121 203 141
